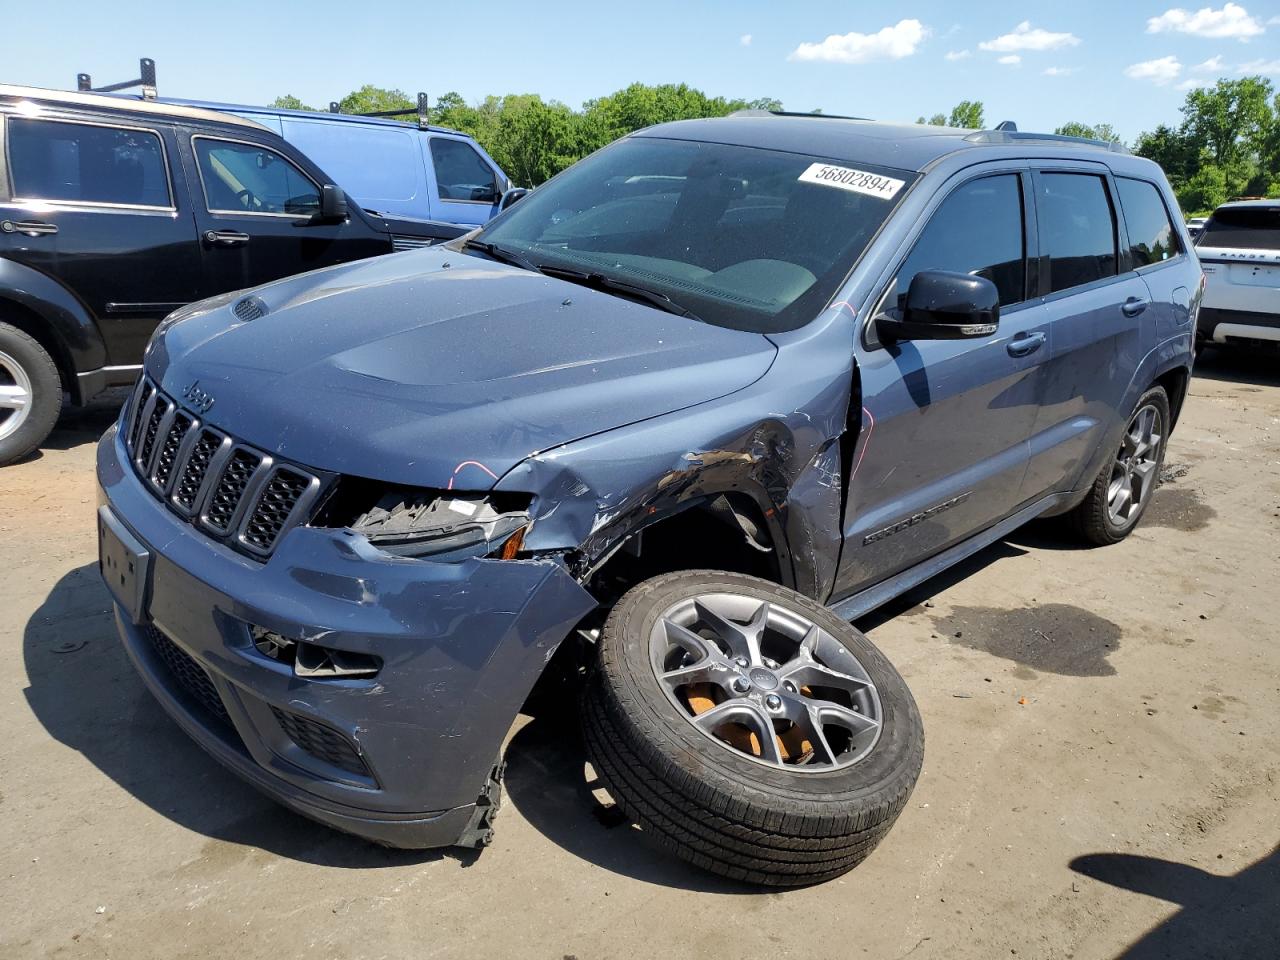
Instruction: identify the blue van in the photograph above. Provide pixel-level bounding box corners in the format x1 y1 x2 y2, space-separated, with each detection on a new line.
163 97 513 227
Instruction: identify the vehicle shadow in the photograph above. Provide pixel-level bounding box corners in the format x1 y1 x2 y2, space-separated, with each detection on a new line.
1193 348 1280 388
502 708 760 894
22 563 464 870
1070 846 1280 957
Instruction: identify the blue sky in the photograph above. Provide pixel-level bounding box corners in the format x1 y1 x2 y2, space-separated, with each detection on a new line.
7 1 1280 142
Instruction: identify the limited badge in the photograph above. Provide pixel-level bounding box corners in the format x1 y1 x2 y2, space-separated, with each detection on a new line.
798 163 905 200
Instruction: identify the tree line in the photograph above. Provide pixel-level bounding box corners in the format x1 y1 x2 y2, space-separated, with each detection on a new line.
274 77 1280 215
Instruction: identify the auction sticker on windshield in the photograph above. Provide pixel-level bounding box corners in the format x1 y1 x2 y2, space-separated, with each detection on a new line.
799 163 904 199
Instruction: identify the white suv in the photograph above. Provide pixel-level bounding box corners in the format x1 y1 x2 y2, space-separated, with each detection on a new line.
1196 200 1280 349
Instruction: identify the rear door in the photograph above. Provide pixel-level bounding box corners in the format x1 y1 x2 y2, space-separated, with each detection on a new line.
425 135 502 225
834 167 1052 597
1019 166 1152 499
0 112 202 365
178 131 388 294
1115 175 1193 343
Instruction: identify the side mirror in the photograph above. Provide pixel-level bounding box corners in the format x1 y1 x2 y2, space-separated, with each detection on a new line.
316 184 348 222
876 270 1000 342
498 187 530 212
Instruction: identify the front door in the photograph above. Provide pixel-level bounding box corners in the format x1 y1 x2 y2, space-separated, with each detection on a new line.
178 132 387 295
425 135 501 226
0 114 202 365
833 169 1052 599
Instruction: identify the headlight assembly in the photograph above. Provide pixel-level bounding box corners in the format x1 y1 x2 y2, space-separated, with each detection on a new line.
340 488 531 561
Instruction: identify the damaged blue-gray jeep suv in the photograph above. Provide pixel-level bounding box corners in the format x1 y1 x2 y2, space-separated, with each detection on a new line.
97 113 1199 886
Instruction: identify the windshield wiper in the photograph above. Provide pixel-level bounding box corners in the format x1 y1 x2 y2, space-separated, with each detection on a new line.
540 266 702 322
462 239 542 274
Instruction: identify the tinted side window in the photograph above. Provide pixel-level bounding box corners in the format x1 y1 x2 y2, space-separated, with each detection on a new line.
430 139 498 202
1037 173 1117 293
194 138 319 215
7 117 170 207
890 174 1026 313
1117 178 1180 267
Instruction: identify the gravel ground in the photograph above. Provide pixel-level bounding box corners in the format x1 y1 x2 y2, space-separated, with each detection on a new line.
1 353 1277 960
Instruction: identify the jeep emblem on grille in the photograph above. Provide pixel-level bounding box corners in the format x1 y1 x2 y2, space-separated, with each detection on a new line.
183 380 215 414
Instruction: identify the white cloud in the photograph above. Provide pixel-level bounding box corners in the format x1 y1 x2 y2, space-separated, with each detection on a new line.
1237 57 1280 73
979 21 1081 53
740 34 752 46
1193 54 1225 71
998 54 1022 65
790 19 928 63
1043 66 1079 76
1125 55 1184 84
1146 4 1265 40
1176 78 1208 89
944 49 971 61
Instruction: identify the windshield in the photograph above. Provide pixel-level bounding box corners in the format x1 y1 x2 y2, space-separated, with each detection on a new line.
475 136 916 332
1198 206 1280 251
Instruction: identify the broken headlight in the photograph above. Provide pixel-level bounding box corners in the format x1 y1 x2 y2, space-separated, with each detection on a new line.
320 484 531 561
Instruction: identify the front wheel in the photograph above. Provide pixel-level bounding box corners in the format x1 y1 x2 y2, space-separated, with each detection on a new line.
1068 385 1170 545
0 322 63 467
582 571 924 887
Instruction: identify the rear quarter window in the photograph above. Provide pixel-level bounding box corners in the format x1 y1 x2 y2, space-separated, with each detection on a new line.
1117 178 1180 267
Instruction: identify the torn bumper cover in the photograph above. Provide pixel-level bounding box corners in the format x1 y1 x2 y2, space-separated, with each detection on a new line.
96 425 596 848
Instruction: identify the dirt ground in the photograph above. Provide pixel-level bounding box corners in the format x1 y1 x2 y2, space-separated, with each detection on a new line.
1 352 1277 960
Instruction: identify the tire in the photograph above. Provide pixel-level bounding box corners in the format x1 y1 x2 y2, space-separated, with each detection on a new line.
1068 385 1170 546
0 322 62 467
582 570 924 887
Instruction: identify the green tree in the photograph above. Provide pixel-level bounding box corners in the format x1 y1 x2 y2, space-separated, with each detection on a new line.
948 100 984 129
1055 121 1122 145
1181 77 1273 169
1180 164 1230 213
337 85 414 115
917 102 984 128
269 94 315 111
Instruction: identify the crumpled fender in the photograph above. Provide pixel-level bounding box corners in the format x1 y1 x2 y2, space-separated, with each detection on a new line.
495 306 859 601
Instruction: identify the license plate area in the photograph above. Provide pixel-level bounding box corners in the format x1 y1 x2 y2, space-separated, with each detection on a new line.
98 505 151 624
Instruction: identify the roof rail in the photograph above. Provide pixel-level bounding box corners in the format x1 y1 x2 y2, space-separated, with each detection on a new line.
76 58 157 101
728 108 871 121
964 128 1129 154
328 92 430 128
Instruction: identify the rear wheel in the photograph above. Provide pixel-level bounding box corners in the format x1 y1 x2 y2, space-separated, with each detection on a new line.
1068 385 1169 545
0 322 62 466
582 571 924 886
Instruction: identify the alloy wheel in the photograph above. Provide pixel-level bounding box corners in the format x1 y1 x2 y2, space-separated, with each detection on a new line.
1107 402 1163 528
0 350 33 443
649 593 883 771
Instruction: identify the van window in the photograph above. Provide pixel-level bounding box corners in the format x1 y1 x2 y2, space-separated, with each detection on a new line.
889 174 1026 312
7 117 170 208
281 119 419 202
1117 178 1180 267
193 138 319 216
430 139 498 202
1037 173 1118 293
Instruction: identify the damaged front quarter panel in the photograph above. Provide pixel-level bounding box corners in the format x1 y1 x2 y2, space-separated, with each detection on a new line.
495 304 861 601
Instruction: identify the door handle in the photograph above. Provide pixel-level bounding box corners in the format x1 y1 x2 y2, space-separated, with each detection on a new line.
0 219 58 237
203 230 250 247
1007 331 1046 358
1121 296 1149 317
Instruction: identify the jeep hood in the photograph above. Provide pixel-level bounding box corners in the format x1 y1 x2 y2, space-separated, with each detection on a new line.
150 250 777 489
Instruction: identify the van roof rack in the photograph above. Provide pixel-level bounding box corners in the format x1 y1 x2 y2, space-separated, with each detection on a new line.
964 126 1128 154
328 92 430 128
728 108 871 121
76 58 157 101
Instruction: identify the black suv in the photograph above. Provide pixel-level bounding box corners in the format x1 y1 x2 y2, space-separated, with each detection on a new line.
0 84 465 464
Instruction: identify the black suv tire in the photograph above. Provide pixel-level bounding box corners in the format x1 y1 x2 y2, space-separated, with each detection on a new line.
1069 385 1170 545
582 571 924 886
0 322 62 466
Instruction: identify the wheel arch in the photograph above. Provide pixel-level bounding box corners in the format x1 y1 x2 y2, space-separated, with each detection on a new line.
0 259 108 404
